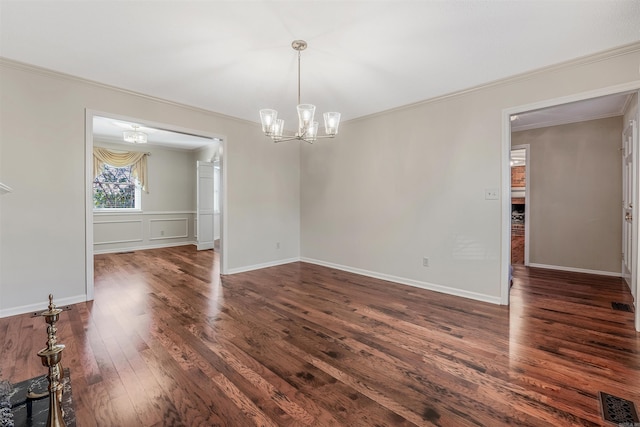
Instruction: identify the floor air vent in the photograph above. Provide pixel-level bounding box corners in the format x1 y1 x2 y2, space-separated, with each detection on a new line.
611 302 634 312
599 392 639 424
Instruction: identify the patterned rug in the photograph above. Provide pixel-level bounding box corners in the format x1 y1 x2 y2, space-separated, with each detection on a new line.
3 369 75 427
0 378 12 427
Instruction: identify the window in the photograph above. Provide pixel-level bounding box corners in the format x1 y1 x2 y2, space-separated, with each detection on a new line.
93 163 141 210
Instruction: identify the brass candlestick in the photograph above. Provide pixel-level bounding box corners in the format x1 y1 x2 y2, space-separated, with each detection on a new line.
36 294 66 427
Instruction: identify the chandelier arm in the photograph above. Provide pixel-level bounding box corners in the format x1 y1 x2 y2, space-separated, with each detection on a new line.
271 134 336 144
271 135 299 143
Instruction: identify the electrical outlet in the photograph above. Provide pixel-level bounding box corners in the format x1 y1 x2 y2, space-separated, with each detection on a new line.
276 242 280 249
422 257 429 267
160 230 165 236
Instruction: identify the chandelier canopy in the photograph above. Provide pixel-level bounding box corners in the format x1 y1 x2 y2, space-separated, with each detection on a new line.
123 125 148 144
259 40 341 144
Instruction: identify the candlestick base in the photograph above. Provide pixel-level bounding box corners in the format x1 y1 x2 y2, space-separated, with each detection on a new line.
8 368 76 427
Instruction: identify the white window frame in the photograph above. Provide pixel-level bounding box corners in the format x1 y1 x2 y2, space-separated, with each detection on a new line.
93 163 142 212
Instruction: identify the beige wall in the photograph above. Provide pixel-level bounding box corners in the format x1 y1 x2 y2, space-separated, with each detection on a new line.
512 117 623 273
1 44 640 315
301 43 640 302
0 60 300 315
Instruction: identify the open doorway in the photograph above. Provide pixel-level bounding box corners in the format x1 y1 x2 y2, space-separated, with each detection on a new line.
84 110 227 300
501 84 640 332
510 146 529 266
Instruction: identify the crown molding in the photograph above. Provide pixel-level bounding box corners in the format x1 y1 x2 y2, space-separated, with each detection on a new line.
0 56 256 127
350 41 640 124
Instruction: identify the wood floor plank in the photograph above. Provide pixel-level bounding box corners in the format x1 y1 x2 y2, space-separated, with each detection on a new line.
1 247 639 426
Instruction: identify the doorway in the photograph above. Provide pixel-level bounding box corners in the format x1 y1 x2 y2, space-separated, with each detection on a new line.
501 84 640 332
510 146 529 266
84 109 228 300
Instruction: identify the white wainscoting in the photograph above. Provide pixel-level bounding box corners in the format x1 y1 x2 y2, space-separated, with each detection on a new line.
93 211 195 254
94 219 143 245
149 218 188 240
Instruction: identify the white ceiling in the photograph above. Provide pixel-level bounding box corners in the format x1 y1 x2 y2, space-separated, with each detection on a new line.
2 1 640 134
93 116 217 150
511 92 635 132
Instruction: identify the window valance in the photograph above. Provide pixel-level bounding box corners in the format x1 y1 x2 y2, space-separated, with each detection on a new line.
93 147 148 192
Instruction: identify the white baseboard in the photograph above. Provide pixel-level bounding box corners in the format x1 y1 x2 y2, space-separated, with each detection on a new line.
93 240 197 254
300 257 502 305
228 256 502 304
226 257 301 275
528 263 621 277
0 294 87 318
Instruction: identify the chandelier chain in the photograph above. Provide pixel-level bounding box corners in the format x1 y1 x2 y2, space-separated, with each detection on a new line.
297 50 301 106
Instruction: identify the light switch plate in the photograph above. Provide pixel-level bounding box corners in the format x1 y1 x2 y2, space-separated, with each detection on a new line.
485 188 499 200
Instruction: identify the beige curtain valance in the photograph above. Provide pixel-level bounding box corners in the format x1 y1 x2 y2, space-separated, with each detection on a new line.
93 147 148 192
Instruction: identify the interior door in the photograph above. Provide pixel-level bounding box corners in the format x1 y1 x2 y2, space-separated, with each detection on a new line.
622 120 634 289
622 118 639 301
197 161 215 251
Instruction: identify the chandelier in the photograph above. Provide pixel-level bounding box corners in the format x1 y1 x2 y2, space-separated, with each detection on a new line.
259 40 341 144
123 125 147 144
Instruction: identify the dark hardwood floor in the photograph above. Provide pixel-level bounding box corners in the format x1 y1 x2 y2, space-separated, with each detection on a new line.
511 234 524 265
1 246 639 426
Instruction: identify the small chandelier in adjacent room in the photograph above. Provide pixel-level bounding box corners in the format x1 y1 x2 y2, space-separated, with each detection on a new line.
259 40 341 144
123 125 148 144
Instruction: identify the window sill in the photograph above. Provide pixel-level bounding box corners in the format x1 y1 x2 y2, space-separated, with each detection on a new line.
93 209 142 215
